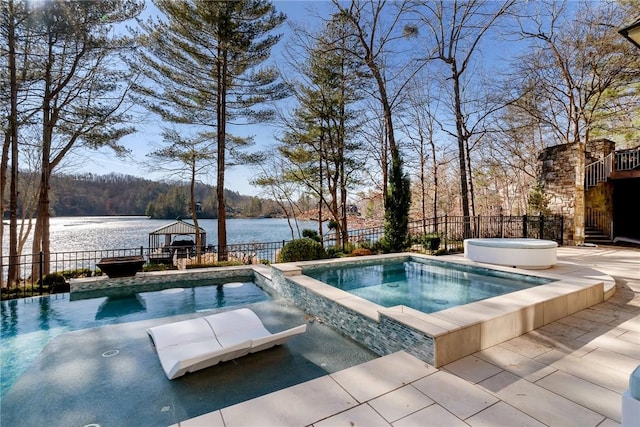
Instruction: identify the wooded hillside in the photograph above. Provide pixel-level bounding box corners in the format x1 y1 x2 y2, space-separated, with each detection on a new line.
47 173 283 219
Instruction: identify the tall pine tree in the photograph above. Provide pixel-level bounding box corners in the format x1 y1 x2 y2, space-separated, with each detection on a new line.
130 0 287 259
277 15 365 246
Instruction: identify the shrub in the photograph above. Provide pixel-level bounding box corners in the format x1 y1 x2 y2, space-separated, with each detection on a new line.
279 238 326 262
302 228 321 242
60 268 93 279
40 273 69 293
351 247 373 256
325 246 344 258
186 260 243 269
342 242 356 254
357 240 373 250
143 264 178 272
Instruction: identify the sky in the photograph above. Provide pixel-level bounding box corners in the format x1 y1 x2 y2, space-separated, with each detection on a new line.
63 0 584 197
66 1 335 197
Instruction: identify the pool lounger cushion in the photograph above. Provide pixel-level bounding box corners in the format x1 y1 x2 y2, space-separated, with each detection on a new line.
147 308 307 379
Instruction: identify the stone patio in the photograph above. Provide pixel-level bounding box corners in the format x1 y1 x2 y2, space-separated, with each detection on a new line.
175 246 640 426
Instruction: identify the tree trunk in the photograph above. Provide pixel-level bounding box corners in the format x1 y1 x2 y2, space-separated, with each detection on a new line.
5 0 20 287
318 135 324 243
451 62 471 237
32 32 56 279
429 125 439 232
216 48 228 261
189 157 201 263
465 137 476 218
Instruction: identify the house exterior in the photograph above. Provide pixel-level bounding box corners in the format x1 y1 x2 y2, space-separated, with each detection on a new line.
538 139 640 245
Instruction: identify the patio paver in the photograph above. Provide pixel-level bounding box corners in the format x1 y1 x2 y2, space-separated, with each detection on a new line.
172 246 640 427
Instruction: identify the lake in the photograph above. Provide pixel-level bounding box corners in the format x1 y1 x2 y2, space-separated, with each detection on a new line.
4 216 321 254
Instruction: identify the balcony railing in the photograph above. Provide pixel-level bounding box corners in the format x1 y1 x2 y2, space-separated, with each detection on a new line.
586 147 640 188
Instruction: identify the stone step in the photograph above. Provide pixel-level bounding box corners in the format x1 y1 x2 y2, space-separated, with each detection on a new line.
584 226 612 245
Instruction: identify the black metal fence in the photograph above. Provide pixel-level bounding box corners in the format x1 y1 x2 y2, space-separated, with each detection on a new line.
1 215 563 299
324 215 564 253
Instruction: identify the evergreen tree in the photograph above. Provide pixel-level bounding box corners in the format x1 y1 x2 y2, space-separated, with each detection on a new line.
146 130 216 259
277 13 365 245
130 0 287 259
382 155 411 252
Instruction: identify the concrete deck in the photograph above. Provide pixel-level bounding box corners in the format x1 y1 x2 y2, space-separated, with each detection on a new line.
175 246 640 426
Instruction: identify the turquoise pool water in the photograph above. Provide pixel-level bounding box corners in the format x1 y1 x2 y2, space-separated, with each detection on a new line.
0 281 269 398
306 260 554 313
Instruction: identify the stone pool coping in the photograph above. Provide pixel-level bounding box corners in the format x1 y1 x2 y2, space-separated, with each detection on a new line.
269 253 615 367
69 265 272 299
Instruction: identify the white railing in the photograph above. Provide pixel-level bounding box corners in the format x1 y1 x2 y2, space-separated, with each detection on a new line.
586 147 640 188
585 207 612 241
585 153 613 188
615 148 640 171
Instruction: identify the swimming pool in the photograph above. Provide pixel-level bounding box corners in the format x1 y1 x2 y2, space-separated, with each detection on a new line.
269 253 606 367
0 281 269 398
306 260 553 314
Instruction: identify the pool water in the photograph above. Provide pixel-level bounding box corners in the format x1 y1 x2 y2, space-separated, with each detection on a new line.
0 282 269 398
306 260 554 314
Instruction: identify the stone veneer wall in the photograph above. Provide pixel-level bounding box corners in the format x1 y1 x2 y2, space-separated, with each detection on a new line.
267 266 436 365
538 139 616 245
538 143 579 245
70 266 255 299
585 139 616 163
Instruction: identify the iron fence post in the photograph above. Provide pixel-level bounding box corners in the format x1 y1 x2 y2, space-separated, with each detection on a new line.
39 251 44 294
539 215 545 239
444 215 448 251
522 215 528 238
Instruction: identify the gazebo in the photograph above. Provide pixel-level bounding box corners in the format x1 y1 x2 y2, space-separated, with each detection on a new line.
148 219 207 263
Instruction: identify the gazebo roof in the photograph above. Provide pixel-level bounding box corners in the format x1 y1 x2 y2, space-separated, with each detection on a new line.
150 219 206 236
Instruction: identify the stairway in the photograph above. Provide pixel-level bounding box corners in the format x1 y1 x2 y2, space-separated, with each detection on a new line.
584 225 612 245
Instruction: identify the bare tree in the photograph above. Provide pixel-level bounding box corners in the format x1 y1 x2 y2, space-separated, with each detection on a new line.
1 0 141 282
407 0 516 237
1 0 21 286
512 0 640 243
251 155 305 240
399 79 444 231
334 0 417 251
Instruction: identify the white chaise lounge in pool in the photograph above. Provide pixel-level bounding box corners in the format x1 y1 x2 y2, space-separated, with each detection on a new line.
464 238 558 269
147 308 307 379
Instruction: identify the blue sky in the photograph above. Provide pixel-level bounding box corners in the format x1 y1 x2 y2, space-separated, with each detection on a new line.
66 1 334 196
64 0 539 197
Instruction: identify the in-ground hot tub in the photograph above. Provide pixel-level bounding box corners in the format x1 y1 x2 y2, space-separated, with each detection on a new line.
464 238 558 269
269 253 609 368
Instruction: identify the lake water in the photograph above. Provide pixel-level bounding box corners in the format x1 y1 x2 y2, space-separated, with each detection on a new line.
3 216 320 253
